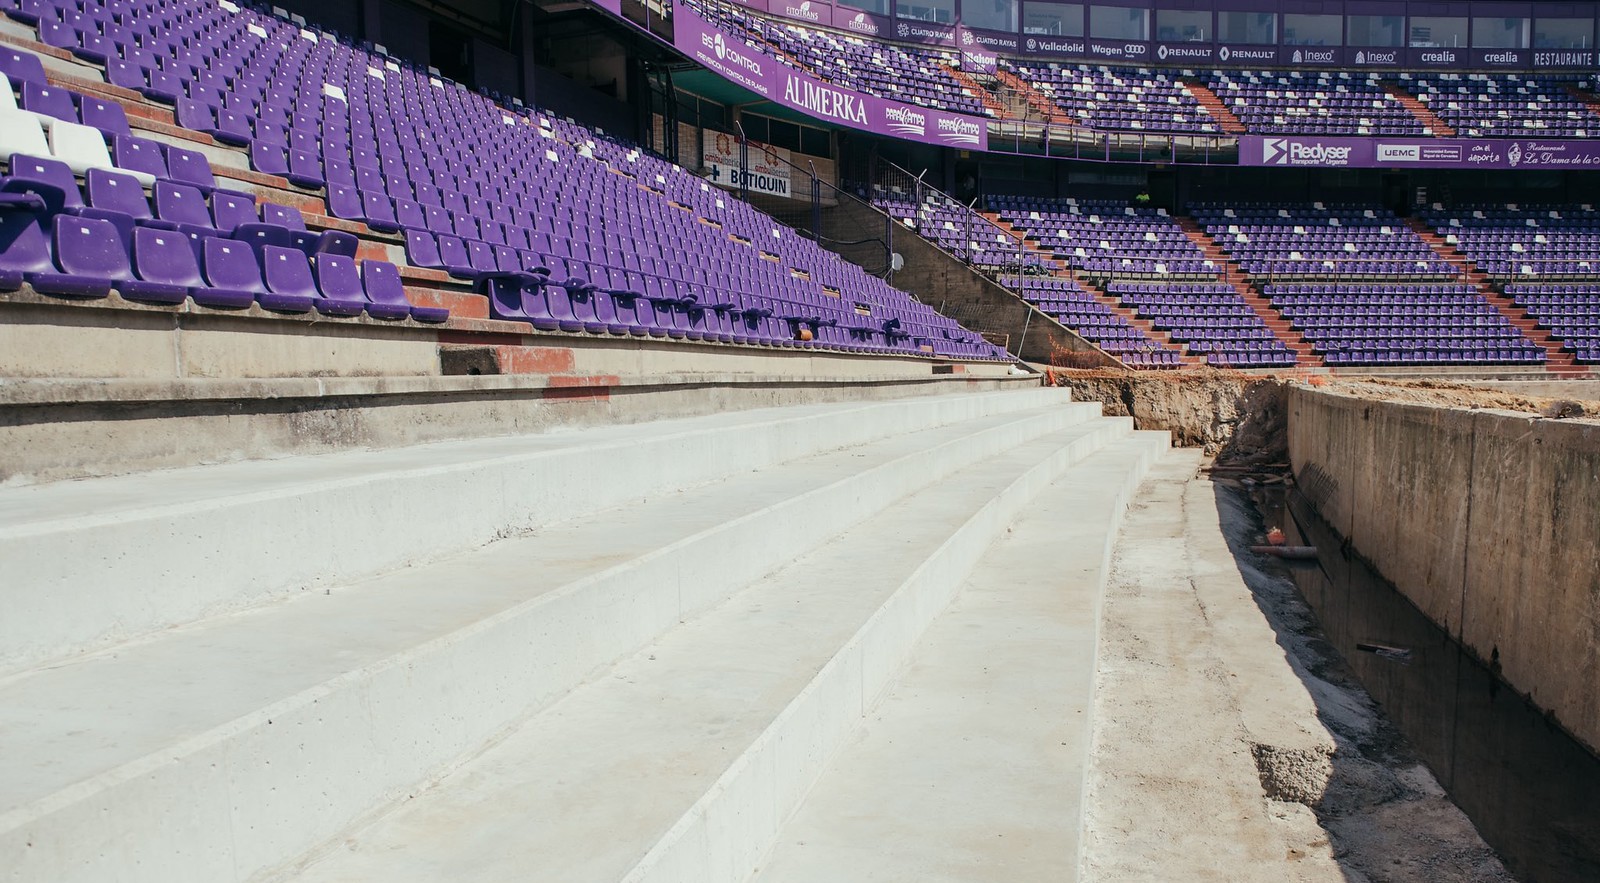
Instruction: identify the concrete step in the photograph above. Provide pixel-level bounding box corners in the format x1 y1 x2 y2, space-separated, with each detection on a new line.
749 437 1172 883
0 388 1065 674
0 395 1100 883
282 418 1154 883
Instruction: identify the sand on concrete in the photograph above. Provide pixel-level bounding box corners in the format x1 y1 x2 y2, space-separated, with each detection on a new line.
1084 453 1511 882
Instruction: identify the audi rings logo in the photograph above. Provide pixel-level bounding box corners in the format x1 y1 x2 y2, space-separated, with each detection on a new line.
1125 43 1147 56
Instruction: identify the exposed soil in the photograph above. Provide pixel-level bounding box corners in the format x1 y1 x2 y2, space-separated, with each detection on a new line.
1055 369 1600 467
1053 368 1290 464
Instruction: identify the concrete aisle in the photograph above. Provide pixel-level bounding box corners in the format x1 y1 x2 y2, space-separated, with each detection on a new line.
750 437 1167 883
1080 452 1344 882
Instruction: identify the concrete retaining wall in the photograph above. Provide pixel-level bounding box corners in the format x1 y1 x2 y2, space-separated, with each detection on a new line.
1288 387 1600 754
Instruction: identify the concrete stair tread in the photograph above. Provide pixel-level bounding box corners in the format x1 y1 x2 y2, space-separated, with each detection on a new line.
0 402 1097 818
3 390 1072 676
750 438 1174 883
0 396 944 532
281 420 1138 883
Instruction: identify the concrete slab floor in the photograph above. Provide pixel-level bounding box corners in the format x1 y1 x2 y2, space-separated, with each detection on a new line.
1083 454 1509 882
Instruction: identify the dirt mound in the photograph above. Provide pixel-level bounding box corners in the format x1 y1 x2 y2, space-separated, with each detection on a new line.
1054 368 1290 464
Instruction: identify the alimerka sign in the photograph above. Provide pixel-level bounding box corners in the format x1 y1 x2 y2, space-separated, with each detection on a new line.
674 4 989 149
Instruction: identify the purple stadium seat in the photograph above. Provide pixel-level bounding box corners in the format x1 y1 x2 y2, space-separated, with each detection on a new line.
123 227 199 305
196 238 266 309
310 253 369 317
258 244 319 313
361 259 448 322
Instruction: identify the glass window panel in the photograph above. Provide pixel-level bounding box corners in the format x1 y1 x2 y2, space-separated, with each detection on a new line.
1156 9 1209 42
1409 16 1467 48
838 0 889 14
1022 2 1083 36
1090 5 1148 41
1348 14 1403 48
1217 11 1275 45
1283 13 1341 46
1534 18 1593 49
897 0 956 23
964 0 1018 32
1474 16 1530 49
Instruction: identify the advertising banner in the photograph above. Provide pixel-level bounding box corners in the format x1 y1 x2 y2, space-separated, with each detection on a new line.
703 132 793 197
674 5 989 149
1242 135 1600 170
957 25 998 74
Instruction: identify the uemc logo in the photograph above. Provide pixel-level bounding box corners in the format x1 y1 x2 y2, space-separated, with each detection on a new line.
1262 138 1353 165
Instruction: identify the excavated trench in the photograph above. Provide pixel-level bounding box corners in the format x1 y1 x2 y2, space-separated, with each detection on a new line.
1065 367 1600 880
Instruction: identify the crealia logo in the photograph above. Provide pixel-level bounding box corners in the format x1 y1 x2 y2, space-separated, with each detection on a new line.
1262 138 1353 165
884 106 926 136
1419 50 1456 63
1483 51 1519 64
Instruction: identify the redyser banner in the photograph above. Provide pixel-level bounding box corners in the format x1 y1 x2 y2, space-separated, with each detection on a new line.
1242 135 1600 170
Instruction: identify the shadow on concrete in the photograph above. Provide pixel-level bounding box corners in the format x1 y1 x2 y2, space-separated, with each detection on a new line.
1210 480 1600 883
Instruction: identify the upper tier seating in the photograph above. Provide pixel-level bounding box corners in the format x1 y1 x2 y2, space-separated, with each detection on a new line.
1206 71 1423 136
1000 60 1218 134
989 196 1217 280
872 187 1046 272
1419 202 1600 282
682 0 986 117
1401 73 1598 138
1192 203 1456 280
1 0 1005 360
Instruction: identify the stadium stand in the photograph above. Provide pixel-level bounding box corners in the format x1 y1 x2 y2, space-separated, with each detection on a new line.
0 0 1006 360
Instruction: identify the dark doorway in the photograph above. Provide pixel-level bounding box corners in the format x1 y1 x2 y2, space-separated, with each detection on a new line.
428 22 473 88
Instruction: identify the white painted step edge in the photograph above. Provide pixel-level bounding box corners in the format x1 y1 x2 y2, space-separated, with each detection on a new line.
621 428 1172 883
1 388 1070 674
1 404 1099 883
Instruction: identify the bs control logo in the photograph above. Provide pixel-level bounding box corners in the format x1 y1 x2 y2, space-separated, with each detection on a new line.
713 33 726 60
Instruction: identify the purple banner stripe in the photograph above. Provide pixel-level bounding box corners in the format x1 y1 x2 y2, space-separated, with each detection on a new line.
1242 135 1600 170
674 4 990 150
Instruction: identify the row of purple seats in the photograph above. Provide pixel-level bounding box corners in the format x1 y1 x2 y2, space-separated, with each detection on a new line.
0 203 441 320
6 76 131 137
